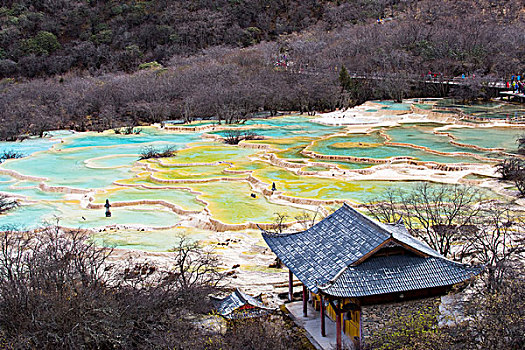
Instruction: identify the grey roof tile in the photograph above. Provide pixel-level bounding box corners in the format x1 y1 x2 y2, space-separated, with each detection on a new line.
262 204 391 292
319 255 481 297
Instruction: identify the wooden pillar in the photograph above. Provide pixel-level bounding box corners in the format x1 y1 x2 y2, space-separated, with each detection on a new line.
336 308 342 350
288 269 293 302
320 295 326 337
358 306 363 350
302 285 308 317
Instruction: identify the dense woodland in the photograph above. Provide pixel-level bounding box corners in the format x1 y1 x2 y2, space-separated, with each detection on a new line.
0 0 524 140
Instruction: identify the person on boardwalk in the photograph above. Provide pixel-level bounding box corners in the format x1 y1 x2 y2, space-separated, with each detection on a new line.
104 199 111 217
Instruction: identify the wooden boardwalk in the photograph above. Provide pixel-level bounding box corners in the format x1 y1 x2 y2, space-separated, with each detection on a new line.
295 67 525 103
500 91 525 103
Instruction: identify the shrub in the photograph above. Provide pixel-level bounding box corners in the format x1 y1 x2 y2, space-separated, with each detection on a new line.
114 126 141 135
497 157 525 197
0 194 17 214
139 145 177 160
21 31 61 56
368 306 453 350
0 150 23 162
138 61 163 70
496 157 523 180
0 227 221 349
223 130 262 145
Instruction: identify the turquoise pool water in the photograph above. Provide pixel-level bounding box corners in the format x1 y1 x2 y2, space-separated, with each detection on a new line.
0 179 66 201
0 202 180 231
0 137 58 157
446 127 525 153
436 100 525 120
0 106 517 240
375 101 412 111
94 187 205 212
60 129 200 149
310 133 486 163
384 125 501 158
210 116 343 139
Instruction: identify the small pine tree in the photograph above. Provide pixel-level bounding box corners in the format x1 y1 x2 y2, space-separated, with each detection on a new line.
339 65 351 91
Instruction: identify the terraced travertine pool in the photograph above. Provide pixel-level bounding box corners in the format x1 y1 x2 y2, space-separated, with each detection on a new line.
443 126 525 153
309 133 488 163
436 99 525 120
0 100 523 251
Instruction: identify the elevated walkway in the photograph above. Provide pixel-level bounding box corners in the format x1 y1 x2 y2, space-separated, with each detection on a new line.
500 91 525 103
285 301 355 350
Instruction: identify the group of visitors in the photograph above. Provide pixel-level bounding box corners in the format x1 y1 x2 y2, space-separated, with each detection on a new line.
507 75 524 94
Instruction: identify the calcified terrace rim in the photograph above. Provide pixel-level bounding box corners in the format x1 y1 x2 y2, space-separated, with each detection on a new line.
207 122 522 170
1 104 523 233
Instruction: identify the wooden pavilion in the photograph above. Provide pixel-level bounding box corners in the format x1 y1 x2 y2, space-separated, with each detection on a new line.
262 204 481 349
211 288 274 320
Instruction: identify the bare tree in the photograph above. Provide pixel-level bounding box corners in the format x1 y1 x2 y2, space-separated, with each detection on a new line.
459 274 525 350
366 184 483 258
497 157 525 197
368 273 525 350
270 213 289 234
170 233 223 292
459 203 525 292
364 189 403 224
294 207 324 231
0 226 222 348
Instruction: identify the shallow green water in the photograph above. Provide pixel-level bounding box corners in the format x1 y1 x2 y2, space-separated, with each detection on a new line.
414 104 433 110
93 227 208 251
436 100 525 120
375 101 412 111
0 201 181 231
384 126 501 158
185 181 308 224
275 146 310 159
93 187 205 212
310 133 486 163
252 166 484 203
446 127 525 153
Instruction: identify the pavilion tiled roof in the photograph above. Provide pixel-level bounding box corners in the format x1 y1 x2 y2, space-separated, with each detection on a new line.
319 255 480 297
212 288 274 319
261 203 481 297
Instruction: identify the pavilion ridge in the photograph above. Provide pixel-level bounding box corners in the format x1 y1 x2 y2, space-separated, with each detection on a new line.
262 203 481 350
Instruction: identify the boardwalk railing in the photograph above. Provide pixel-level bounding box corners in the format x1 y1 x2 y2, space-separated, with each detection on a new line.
293 67 508 89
